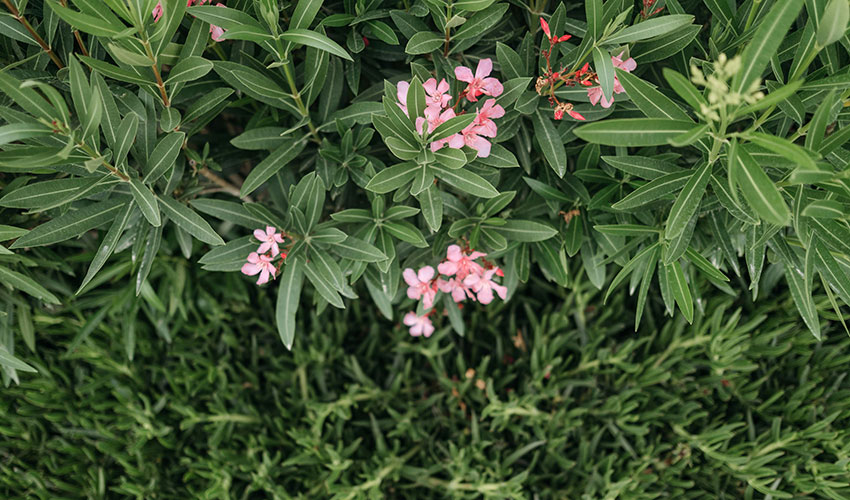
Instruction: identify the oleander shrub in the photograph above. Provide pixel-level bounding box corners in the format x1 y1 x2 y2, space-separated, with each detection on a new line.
0 0 850 373
2 258 850 498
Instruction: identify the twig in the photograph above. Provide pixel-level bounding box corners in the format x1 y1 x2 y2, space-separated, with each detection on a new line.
2 0 64 69
199 167 252 202
58 0 89 56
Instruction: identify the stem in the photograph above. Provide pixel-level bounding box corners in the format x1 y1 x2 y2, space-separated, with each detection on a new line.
140 34 170 107
2 0 64 69
744 0 762 32
58 0 89 56
198 167 252 202
443 5 451 57
280 58 322 144
77 142 130 181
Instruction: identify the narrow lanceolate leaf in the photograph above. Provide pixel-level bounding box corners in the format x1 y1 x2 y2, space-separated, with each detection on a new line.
668 124 709 147
685 247 728 282
593 47 615 101
129 178 161 227
304 260 344 308
586 0 602 40
0 345 37 372
241 139 307 196
405 31 443 54
143 132 185 184
0 71 56 121
601 155 682 179
165 56 214 85
802 200 845 219
190 199 265 228
665 261 693 323
417 184 442 232
0 123 52 146
574 119 694 146
666 161 711 240
0 266 60 304
533 110 566 177
330 237 387 262
616 69 691 121
280 29 353 60
745 132 818 170
731 0 805 94
814 241 850 308
816 0 849 47
11 199 126 248
612 171 692 210
496 219 558 242
158 196 225 246
771 237 820 339
114 113 139 165
733 148 790 226
366 164 416 193
77 203 133 294
605 15 694 44
276 258 304 350
431 164 499 198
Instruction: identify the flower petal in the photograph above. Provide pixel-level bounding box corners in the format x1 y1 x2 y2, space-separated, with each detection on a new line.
455 66 474 83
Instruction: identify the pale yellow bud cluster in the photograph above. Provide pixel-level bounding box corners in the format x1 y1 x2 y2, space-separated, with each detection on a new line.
690 54 764 123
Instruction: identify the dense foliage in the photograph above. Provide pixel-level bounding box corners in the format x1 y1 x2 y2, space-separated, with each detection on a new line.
3 260 850 498
1 0 850 362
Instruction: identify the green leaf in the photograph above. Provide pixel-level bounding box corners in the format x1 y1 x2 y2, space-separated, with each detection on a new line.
594 224 661 236
816 0 849 46
0 266 60 304
733 148 790 226
280 29 352 60
452 3 509 42
366 164 416 193
0 71 56 121
612 171 692 210
188 5 272 42
684 247 729 282
666 261 693 323
497 219 557 242
11 199 126 248
276 259 304 349
805 90 837 151
745 132 818 170
601 155 682 180
574 119 694 146
608 15 695 44
668 124 709 147
586 0 602 40
190 199 265 228
532 110 566 177
142 132 185 184
771 237 820 339
241 139 307 196
290 0 323 30
429 114 476 142
303 259 344 308
0 122 52 146
365 20 398 45
47 0 125 37
433 147 468 169
330 237 387 261
0 344 37 373
802 199 845 219
166 56 213 85
78 55 153 86
212 62 297 115
383 221 428 247
157 196 225 246
129 178 161 227
405 31 443 54
496 42 524 80
813 240 850 308
432 164 499 198
417 185 442 232
593 47 615 101
0 225 27 241
476 144 519 168
731 0 805 94
107 42 152 66
77 203 133 294
617 69 691 121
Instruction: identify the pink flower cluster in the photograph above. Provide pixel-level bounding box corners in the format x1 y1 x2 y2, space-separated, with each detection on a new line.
402 245 507 337
587 52 636 108
240 226 287 285
395 59 505 158
153 0 226 41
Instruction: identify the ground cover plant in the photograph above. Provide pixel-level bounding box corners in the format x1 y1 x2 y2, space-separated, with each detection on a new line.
1 0 850 495
2 260 850 498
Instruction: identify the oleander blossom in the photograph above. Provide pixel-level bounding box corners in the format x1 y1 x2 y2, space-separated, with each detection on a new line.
241 252 276 285
241 226 287 285
587 51 637 108
400 245 506 337
394 72 505 158
455 58 503 102
403 312 435 337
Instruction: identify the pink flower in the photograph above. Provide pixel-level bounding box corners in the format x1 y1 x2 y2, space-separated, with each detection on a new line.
253 226 285 257
241 252 276 285
403 311 435 337
437 277 473 302
424 78 452 110
424 107 457 150
588 51 636 108
152 1 163 22
209 3 226 41
463 268 507 305
471 99 504 138
397 80 410 115
403 266 437 309
437 245 486 280
455 58 503 102
448 123 492 157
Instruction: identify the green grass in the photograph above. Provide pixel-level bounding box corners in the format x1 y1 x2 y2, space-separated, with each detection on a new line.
2 262 849 499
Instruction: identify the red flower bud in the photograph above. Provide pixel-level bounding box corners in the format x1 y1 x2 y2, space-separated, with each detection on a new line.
553 109 564 120
557 34 572 43
362 36 369 46
539 17 550 38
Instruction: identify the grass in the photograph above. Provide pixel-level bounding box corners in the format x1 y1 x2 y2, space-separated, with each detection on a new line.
2 261 850 499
